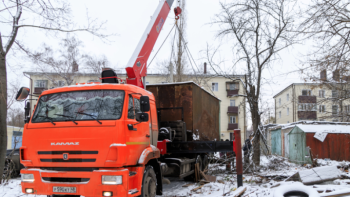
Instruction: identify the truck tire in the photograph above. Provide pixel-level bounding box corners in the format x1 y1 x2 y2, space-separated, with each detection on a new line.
202 155 209 172
141 165 157 197
184 155 202 181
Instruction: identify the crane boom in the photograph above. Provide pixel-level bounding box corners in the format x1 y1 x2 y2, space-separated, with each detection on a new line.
125 0 174 88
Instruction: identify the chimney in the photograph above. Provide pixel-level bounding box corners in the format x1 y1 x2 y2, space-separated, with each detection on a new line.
320 70 327 81
333 69 340 81
204 62 207 74
72 61 79 72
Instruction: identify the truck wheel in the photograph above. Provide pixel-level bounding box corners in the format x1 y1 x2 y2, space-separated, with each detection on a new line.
202 155 209 173
184 155 202 181
141 165 157 197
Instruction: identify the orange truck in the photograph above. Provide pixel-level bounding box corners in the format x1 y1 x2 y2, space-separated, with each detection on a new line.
15 1 241 196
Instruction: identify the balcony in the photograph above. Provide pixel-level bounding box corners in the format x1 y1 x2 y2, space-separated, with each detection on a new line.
227 89 239 97
228 106 238 114
228 123 238 130
298 96 316 103
33 87 47 94
298 111 317 120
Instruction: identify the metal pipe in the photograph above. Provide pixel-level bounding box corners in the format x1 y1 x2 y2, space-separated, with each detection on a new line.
234 129 243 187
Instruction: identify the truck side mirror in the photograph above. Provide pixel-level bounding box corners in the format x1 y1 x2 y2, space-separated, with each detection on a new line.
24 101 31 123
16 87 30 101
136 112 149 122
140 96 150 112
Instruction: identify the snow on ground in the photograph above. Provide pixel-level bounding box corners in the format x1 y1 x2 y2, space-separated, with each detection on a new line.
2 156 350 197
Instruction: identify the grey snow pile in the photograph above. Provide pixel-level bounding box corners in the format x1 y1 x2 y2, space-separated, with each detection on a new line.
2 156 350 197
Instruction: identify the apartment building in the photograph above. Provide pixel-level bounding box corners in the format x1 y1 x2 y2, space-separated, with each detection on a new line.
23 69 247 141
274 82 350 124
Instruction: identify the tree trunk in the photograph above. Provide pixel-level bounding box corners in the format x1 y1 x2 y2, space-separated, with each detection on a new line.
0 53 7 183
251 102 261 166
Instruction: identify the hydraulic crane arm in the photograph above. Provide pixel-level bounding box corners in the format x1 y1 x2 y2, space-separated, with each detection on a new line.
125 0 175 88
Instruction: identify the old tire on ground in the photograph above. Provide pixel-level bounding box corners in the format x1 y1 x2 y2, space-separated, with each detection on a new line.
202 155 209 173
184 155 202 181
141 165 157 197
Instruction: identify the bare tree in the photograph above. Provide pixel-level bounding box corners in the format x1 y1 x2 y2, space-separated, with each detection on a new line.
84 54 110 74
22 36 84 86
0 0 110 181
299 0 350 122
206 0 297 166
300 0 350 73
7 108 24 128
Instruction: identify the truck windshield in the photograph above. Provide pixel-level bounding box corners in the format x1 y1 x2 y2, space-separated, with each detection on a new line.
32 90 125 123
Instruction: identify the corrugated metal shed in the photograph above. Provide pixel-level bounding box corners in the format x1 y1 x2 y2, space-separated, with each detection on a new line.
271 129 282 156
297 124 350 162
288 126 311 164
281 127 294 157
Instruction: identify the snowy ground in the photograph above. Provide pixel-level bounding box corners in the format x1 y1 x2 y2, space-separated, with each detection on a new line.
2 156 350 197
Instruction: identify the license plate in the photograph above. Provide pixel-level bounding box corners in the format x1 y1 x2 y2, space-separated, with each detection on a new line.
53 186 76 193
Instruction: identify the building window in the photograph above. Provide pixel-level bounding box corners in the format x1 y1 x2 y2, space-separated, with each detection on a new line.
332 105 338 115
87 80 99 83
146 82 150 85
287 108 289 116
332 90 338 98
298 103 317 111
34 80 47 88
212 83 218 92
319 119 325 121
319 105 325 113
279 98 281 106
279 111 281 118
57 81 65 87
345 105 350 114
229 133 234 141
319 90 325 98
230 100 236 106
302 90 312 96
287 121 290 123
229 116 236 124
333 119 338 122
227 83 237 90
287 94 289 101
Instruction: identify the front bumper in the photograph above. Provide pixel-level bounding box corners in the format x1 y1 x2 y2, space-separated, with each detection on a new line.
21 168 132 197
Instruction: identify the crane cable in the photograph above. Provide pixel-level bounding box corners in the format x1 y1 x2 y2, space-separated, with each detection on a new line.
147 23 176 68
175 23 202 77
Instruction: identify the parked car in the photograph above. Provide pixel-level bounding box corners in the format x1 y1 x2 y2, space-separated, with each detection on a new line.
3 149 24 178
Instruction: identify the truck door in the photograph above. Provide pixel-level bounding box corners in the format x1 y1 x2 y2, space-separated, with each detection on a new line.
126 94 150 147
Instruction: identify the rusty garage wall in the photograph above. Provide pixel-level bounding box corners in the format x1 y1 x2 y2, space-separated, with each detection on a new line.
192 84 220 141
147 82 220 141
306 133 350 161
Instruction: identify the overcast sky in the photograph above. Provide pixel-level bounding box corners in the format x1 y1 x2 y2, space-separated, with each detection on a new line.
4 0 310 112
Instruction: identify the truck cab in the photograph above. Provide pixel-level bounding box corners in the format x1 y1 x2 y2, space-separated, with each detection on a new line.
18 80 162 197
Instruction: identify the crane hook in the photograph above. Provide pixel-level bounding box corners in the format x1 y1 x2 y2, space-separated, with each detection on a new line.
174 6 182 21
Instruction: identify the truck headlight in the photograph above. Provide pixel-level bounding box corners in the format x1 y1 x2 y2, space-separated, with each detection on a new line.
21 174 34 182
102 175 122 185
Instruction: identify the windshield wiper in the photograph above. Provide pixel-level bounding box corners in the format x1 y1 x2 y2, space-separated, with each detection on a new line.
38 115 56 125
75 112 102 124
54 114 78 125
